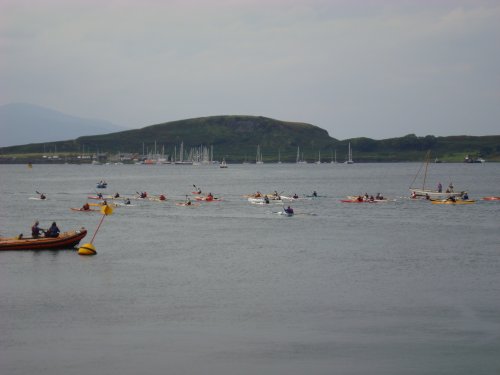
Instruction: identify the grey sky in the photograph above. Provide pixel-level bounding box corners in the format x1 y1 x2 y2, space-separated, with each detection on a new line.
1 0 499 140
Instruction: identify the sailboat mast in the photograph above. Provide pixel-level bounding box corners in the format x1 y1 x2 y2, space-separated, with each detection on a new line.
422 151 431 190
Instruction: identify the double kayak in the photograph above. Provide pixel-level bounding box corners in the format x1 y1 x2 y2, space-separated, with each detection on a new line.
0 229 87 251
431 199 476 205
195 196 221 202
341 199 388 203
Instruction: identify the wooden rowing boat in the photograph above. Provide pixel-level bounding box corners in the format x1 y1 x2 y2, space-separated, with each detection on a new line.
0 229 87 251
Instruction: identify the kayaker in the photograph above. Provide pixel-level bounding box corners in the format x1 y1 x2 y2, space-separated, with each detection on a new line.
293 193 299 199
40 193 46 200
82 203 90 211
114 192 120 198
31 221 43 238
284 206 294 214
125 198 131 205
159 194 166 201
312 191 318 197
140 192 147 198
97 192 103 199
264 196 270 204
437 182 442 193
462 192 469 200
45 222 60 238
186 198 192 206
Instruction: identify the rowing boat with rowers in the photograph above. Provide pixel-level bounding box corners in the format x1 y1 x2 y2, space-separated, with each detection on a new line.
0 229 87 251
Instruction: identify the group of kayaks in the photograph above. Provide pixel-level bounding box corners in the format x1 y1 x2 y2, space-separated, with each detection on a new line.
6 183 499 252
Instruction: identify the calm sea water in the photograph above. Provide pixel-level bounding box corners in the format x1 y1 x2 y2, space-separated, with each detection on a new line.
1 163 499 375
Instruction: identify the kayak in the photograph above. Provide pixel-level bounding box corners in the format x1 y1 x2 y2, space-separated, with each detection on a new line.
340 199 387 203
275 211 294 217
175 202 200 207
195 196 221 201
431 199 476 205
29 197 47 200
481 196 500 201
71 207 100 212
248 198 270 205
280 195 301 201
248 197 283 204
114 202 136 207
0 229 87 251
89 202 119 207
88 195 123 200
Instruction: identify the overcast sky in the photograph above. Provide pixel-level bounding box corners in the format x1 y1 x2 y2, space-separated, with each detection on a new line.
1 0 499 140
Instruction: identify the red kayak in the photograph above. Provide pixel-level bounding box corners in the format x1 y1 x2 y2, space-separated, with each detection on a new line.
481 196 500 201
195 196 221 202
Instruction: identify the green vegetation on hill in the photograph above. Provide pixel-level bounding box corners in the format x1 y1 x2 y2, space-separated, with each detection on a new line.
0 116 499 162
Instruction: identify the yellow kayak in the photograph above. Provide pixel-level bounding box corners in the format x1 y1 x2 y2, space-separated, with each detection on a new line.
431 199 476 205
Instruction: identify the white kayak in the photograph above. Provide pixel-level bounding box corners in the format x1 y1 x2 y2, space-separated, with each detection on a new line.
248 197 282 204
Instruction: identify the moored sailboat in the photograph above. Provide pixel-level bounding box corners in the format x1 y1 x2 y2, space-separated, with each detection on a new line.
344 143 354 164
409 151 464 199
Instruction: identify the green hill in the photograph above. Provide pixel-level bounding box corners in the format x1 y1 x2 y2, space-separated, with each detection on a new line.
0 115 499 162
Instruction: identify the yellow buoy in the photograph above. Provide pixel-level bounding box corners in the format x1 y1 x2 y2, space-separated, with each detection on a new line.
78 243 97 256
100 205 113 215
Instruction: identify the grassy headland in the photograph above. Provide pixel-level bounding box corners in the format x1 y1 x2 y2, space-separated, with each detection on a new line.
0 116 499 163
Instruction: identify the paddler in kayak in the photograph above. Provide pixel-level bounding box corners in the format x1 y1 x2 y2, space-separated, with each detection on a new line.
114 192 120 198
39 193 46 200
82 203 90 211
284 206 294 215
159 194 166 201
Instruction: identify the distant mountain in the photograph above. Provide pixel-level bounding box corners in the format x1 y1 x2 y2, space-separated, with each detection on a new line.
0 103 126 147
